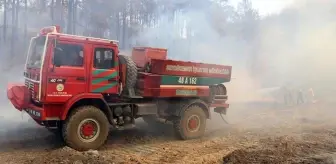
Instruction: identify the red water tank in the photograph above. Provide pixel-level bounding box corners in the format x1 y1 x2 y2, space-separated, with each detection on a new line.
131 47 167 68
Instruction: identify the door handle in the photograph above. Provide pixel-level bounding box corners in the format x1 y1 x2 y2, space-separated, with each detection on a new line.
108 78 117 82
76 77 86 81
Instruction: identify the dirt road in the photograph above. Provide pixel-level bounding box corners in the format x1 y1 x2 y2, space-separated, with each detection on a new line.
0 102 335 164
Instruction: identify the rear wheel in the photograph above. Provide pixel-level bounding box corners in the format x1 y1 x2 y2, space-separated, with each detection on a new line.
62 105 109 151
173 105 206 140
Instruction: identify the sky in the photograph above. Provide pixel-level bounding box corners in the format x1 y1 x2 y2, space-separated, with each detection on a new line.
230 0 295 16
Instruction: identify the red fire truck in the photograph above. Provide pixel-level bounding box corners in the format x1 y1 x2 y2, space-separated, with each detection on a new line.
7 26 231 151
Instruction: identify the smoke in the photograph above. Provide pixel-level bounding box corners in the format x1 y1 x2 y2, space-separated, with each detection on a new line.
0 0 335 153
133 0 336 103
2 0 335 102
132 1 261 102
134 2 246 64
256 0 336 101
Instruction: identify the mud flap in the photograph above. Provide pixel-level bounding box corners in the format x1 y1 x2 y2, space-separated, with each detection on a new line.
213 93 229 124
214 107 227 115
214 107 229 124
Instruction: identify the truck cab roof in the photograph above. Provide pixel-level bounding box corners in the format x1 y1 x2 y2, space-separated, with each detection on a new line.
39 26 119 46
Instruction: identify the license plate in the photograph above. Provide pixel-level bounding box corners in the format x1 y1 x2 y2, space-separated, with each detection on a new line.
25 109 41 118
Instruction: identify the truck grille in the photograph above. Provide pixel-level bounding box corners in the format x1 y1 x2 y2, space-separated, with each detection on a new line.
25 80 35 98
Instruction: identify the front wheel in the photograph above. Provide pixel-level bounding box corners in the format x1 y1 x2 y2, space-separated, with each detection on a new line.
62 105 110 151
173 105 207 140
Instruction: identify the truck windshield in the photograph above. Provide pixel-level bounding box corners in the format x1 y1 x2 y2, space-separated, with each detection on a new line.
26 36 47 68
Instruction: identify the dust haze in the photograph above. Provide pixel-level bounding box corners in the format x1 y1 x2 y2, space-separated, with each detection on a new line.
0 0 334 129
132 0 336 129
0 0 336 163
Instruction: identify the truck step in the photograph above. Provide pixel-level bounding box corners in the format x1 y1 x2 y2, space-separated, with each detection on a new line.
212 95 228 104
107 102 133 106
214 95 228 99
129 95 143 99
122 95 143 99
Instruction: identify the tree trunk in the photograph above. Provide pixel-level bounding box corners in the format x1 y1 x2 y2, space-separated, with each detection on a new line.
116 12 120 40
40 0 46 12
73 0 77 34
67 0 73 34
129 1 133 48
3 0 7 43
24 0 27 41
15 0 19 32
56 0 64 30
51 0 54 24
122 10 126 49
10 0 15 56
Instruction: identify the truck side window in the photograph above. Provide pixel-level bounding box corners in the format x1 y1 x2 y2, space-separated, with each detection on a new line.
53 43 84 67
94 48 114 69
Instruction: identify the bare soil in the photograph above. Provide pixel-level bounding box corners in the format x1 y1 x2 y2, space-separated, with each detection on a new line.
0 101 335 164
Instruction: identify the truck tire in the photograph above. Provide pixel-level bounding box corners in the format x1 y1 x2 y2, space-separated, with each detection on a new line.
217 84 226 95
173 105 206 140
62 105 109 151
118 55 137 95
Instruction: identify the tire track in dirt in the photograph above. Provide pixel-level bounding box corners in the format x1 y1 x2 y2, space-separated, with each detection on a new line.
97 125 263 164
0 102 336 163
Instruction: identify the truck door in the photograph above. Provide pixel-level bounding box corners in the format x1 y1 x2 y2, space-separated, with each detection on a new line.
46 41 87 102
89 46 119 94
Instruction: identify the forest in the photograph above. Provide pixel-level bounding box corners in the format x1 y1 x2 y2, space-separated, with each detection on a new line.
1 0 336 90
0 0 258 66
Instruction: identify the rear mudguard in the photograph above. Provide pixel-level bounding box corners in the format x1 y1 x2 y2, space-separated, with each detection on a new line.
171 99 211 119
7 84 31 111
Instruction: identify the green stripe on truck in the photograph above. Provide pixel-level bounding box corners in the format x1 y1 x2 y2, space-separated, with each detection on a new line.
92 69 107 75
92 72 118 84
92 82 118 92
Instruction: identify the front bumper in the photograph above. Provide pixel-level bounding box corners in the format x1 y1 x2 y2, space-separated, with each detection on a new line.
7 84 30 111
23 104 44 120
7 84 45 121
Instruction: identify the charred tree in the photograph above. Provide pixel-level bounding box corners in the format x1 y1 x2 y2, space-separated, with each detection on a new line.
67 0 74 34
10 0 15 56
122 10 126 49
24 0 27 41
51 0 55 24
72 0 77 34
3 0 7 43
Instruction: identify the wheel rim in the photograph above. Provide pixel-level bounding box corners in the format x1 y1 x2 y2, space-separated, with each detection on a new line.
77 118 100 143
187 115 201 132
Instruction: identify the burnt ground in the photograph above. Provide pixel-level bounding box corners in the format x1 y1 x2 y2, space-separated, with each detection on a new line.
0 101 335 164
